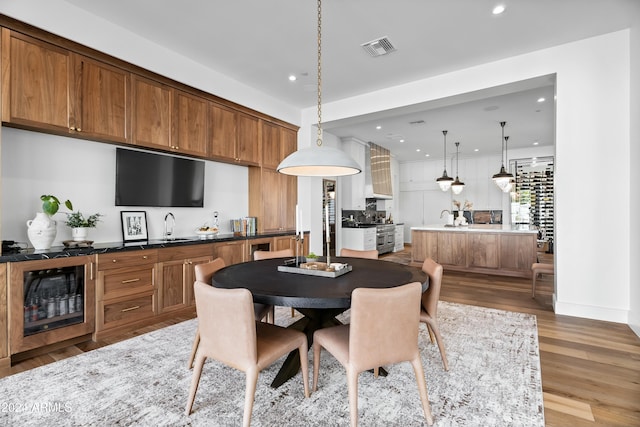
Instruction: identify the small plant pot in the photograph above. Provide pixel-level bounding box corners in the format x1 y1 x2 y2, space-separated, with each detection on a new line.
71 227 89 241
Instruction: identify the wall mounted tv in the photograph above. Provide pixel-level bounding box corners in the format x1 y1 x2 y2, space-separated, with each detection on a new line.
115 148 205 207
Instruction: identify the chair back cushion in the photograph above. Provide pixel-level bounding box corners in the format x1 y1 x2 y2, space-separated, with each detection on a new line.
421 258 443 317
194 257 226 283
253 248 294 260
349 281 422 371
340 248 379 259
193 281 257 369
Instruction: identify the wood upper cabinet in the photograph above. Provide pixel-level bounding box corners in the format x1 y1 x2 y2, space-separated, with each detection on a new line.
262 122 298 169
1 29 128 142
249 167 297 232
131 74 172 149
172 90 208 156
209 104 260 165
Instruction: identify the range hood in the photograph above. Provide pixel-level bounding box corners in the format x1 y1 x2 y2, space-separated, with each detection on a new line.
364 142 393 199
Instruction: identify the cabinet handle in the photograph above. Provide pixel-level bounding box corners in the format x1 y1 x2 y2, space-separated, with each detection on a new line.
69 126 75 131
121 278 141 284
112 259 117 263
143 256 148 259
76 128 81 132
121 305 140 313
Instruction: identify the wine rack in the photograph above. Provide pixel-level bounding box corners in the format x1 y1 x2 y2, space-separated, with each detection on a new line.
511 157 554 242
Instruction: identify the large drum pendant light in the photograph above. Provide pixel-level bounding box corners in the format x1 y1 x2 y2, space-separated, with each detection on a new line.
277 0 361 177
451 141 465 195
436 130 454 191
492 121 514 191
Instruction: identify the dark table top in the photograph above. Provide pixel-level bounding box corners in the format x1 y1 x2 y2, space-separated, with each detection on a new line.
212 257 428 309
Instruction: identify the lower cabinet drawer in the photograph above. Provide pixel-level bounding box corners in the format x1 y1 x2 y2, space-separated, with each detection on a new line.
102 268 154 298
100 292 155 331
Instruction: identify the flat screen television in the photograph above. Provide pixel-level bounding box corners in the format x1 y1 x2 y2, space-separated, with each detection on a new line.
115 148 205 207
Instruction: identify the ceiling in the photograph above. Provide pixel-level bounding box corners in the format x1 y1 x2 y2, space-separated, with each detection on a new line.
61 0 639 161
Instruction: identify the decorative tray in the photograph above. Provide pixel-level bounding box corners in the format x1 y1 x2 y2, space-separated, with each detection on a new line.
277 262 352 278
62 240 94 248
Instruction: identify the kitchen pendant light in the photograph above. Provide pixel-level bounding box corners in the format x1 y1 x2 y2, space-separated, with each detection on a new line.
451 141 465 195
492 121 514 191
277 0 361 177
436 130 454 191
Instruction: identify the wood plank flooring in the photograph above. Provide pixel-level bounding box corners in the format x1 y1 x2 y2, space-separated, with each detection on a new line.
1 248 638 426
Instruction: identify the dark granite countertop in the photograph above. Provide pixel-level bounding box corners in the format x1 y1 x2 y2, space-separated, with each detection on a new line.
0 230 306 263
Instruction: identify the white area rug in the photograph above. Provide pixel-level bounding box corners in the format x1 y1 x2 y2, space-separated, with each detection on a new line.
0 302 544 426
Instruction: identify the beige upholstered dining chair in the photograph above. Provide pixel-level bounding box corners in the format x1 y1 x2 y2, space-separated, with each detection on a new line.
339 248 379 259
420 258 449 371
253 248 295 316
312 281 434 426
253 248 294 260
187 257 274 369
186 281 310 426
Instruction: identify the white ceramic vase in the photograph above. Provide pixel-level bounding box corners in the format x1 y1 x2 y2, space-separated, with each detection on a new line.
26 212 57 250
71 227 89 241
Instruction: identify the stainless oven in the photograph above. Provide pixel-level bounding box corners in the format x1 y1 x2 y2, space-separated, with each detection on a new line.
376 224 395 255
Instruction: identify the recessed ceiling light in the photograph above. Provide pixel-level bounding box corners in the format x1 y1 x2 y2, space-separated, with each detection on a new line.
376 125 382 130
474 148 479 152
416 148 421 152
399 139 405 143
425 154 430 157
537 97 545 103
492 4 505 15
288 75 297 82
533 141 539 146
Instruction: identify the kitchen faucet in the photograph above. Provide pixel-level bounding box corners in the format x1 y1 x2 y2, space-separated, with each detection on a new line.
164 212 175 240
440 209 451 218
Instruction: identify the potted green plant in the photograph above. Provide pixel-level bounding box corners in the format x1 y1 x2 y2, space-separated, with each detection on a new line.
26 195 74 250
65 211 103 241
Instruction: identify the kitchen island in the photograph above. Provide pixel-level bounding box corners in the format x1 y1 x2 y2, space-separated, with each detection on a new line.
411 224 538 277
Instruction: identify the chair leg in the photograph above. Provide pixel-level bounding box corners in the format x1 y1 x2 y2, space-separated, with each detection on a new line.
410 356 434 426
243 369 259 427
347 369 360 427
291 307 295 317
312 343 322 392
298 342 310 398
187 329 200 369
532 272 538 298
185 354 206 415
269 306 275 324
427 320 449 371
426 323 435 344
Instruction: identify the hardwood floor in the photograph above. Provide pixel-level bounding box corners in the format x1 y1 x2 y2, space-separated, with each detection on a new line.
1 248 639 426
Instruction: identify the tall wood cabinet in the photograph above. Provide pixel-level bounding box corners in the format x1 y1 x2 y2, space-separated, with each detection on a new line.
1 29 129 142
249 167 297 232
208 104 260 165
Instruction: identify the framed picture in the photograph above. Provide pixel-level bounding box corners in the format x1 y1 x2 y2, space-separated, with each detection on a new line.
120 211 148 242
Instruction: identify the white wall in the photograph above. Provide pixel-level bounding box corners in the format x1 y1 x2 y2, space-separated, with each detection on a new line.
629 16 640 336
1 128 248 245
299 30 634 325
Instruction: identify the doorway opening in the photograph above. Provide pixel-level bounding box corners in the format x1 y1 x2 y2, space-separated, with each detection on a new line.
323 179 336 257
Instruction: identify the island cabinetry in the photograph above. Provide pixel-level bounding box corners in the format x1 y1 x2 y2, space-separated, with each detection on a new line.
500 234 537 272
468 233 500 268
2 29 129 142
95 250 157 338
411 227 537 277
411 230 438 263
437 232 467 266
156 245 214 312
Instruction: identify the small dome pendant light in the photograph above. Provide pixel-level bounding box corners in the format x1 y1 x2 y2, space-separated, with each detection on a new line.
451 141 465 195
436 130 454 191
492 121 514 191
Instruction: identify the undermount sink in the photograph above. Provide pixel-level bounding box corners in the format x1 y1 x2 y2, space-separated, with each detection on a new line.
160 237 195 243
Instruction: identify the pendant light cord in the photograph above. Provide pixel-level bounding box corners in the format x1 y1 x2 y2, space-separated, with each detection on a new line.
316 0 323 147
442 130 448 172
500 121 506 167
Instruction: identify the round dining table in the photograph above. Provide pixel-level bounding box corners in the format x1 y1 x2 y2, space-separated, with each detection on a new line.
212 256 428 387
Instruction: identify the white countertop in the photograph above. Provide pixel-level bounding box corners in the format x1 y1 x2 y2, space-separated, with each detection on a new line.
411 224 538 234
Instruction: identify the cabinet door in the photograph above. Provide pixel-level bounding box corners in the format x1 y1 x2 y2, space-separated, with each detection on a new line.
261 168 284 232
273 235 296 251
261 121 281 169
72 54 128 143
131 75 172 149
500 234 536 270
187 256 212 305
281 127 297 160
173 90 208 156
468 233 500 268
236 113 260 165
411 231 438 263
282 173 297 231
1 29 71 132
437 232 467 266
158 259 188 313
209 102 237 160
214 241 245 266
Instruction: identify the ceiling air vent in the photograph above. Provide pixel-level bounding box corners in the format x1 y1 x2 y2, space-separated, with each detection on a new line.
361 36 396 57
